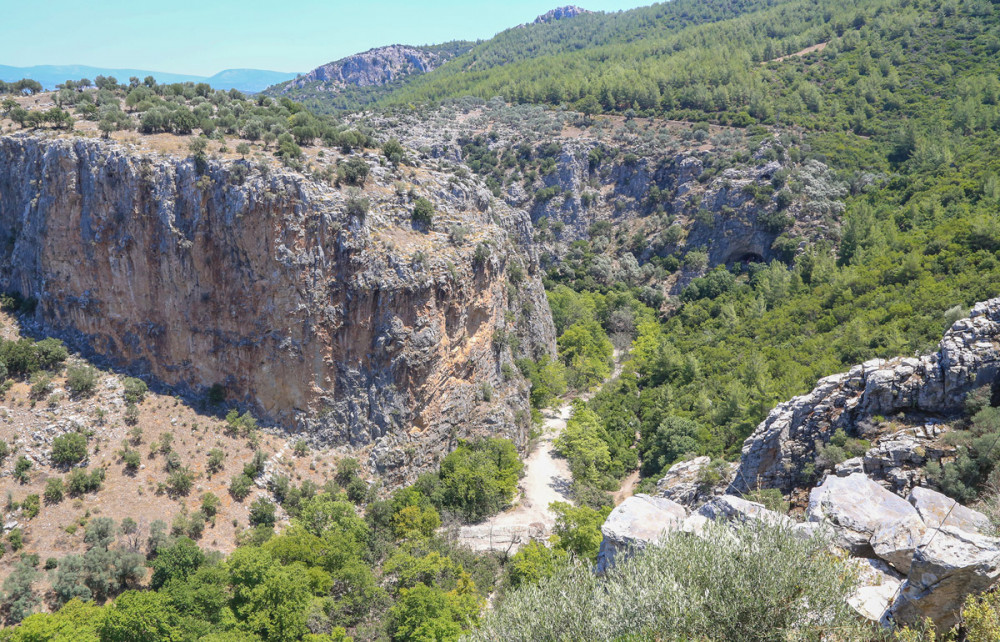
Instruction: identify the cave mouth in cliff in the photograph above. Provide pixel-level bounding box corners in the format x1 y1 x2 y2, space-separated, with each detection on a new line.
730 252 765 266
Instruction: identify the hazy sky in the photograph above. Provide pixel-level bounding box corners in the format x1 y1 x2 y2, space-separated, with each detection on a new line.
0 1 651 76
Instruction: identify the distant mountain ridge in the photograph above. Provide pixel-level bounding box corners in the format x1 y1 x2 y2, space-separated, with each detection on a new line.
534 5 592 23
262 41 474 113
0 64 297 93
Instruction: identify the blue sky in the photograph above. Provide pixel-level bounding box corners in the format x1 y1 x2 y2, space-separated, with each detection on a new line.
0 1 651 76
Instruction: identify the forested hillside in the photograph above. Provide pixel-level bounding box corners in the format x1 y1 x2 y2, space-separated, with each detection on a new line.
6 0 1000 638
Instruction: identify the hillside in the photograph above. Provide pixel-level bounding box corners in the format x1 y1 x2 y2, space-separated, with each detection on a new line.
263 42 474 114
4 0 1000 638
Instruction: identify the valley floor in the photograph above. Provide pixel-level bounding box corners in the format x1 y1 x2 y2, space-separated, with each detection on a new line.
456 403 573 552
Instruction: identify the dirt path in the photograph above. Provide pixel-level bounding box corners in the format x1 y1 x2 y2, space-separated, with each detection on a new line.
612 469 641 506
456 403 574 552
456 351 636 553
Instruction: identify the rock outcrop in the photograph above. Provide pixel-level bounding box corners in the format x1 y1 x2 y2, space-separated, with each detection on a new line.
732 299 1000 495
908 486 991 535
807 473 921 556
273 44 471 96
654 455 734 507
0 135 555 485
891 526 1000 629
595 494 686 573
533 6 592 24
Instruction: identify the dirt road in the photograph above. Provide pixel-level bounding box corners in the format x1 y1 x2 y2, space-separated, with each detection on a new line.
455 351 633 553
456 403 574 552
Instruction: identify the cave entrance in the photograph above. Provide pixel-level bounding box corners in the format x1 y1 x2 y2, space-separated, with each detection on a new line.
732 252 765 265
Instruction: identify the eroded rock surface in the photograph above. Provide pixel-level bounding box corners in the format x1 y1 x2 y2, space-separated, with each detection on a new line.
733 299 1000 494
807 473 919 554
0 135 555 485
908 486 991 536
595 494 686 573
891 526 1000 629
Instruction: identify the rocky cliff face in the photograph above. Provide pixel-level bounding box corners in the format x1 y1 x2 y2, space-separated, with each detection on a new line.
275 44 470 95
731 298 1000 496
349 102 848 298
0 134 554 485
533 6 592 24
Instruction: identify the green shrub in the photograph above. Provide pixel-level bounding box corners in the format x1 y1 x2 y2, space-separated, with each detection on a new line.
201 492 221 518
121 448 141 472
66 365 98 397
29 372 53 399
166 467 195 496
249 497 276 527
470 521 864 641
814 428 869 471
229 474 253 501
123 403 139 425
382 137 405 164
744 488 790 514
44 478 64 503
51 432 88 466
122 377 148 404
66 467 104 496
21 494 40 519
335 457 361 486
207 448 226 474
550 502 611 562
433 437 523 522
411 197 434 226
926 405 1000 503
225 410 258 437
34 338 68 370
505 540 569 589
339 157 369 185
557 320 613 391
345 192 370 219
14 455 31 483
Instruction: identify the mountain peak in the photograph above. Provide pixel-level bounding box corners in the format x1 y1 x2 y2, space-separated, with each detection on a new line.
534 6 591 24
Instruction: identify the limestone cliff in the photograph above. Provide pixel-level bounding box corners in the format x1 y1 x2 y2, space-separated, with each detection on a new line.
731 298 1000 496
0 134 555 485
270 44 473 97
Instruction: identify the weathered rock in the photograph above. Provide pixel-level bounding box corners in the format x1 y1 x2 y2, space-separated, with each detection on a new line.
846 558 904 624
273 44 471 96
891 526 1000 629
733 299 1000 495
870 515 927 574
0 135 555 487
835 457 865 476
861 424 948 496
807 473 920 554
696 495 792 528
908 486 991 535
533 6 591 23
655 456 734 507
595 494 687 573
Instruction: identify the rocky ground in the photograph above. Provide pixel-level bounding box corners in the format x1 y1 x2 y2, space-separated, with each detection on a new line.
0 310 348 594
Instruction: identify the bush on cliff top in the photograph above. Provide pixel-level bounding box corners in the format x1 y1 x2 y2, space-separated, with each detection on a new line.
472 520 865 642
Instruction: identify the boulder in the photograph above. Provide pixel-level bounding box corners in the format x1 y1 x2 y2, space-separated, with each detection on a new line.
696 495 792 528
890 526 1000 629
908 486 991 535
655 456 734 507
807 473 919 554
846 557 904 624
595 494 687 573
870 515 927 574
835 457 864 476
